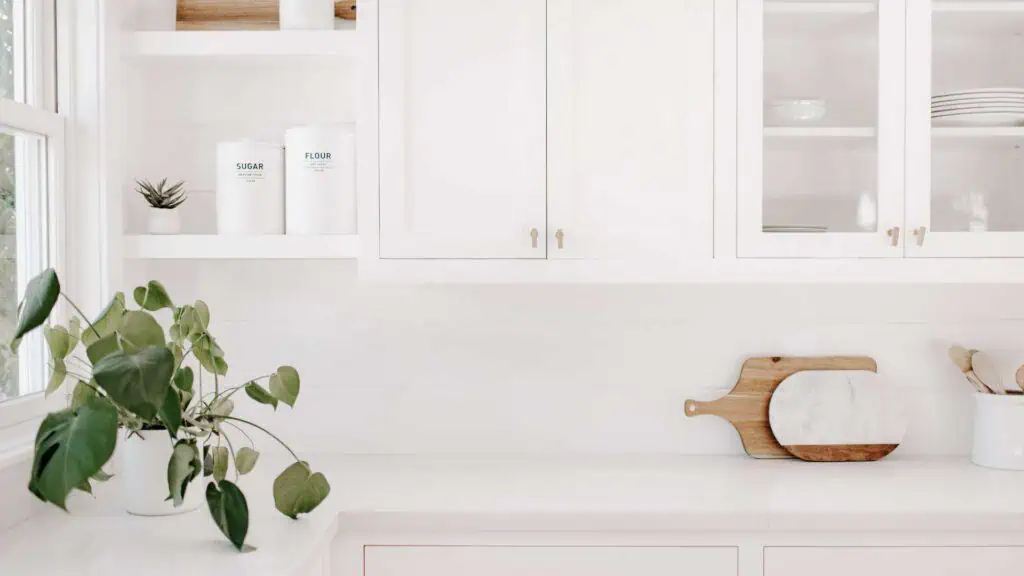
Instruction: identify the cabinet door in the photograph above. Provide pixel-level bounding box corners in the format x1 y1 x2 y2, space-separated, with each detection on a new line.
737 0 906 258
378 0 547 259
546 0 713 261
906 0 1024 257
766 547 1024 576
365 546 737 576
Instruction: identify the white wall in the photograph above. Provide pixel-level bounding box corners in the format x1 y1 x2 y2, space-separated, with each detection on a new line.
124 259 1024 457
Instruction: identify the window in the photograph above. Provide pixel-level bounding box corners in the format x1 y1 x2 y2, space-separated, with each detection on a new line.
0 0 62 411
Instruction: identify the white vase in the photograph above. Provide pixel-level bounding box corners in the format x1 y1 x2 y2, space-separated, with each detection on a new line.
137 0 178 31
280 0 335 30
972 393 1024 471
147 208 181 235
121 430 203 516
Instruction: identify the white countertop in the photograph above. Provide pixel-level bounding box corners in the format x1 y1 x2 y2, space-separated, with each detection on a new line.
2 455 1024 575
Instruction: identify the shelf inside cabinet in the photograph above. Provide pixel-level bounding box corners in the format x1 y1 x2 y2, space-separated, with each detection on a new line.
128 27 357 57
764 1 876 14
123 235 361 260
934 1 1024 13
933 127 1024 138
764 127 876 138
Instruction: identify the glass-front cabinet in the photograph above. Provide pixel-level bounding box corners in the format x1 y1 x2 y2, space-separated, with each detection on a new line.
738 0 904 258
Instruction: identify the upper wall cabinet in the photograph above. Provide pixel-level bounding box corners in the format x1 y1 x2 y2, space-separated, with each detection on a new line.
378 0 548 259
547 0 714 261
906 0 1024 257
737 0 906 258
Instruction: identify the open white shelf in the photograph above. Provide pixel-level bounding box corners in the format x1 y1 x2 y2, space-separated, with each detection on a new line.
765 1 876 14
934 1 1024 13
123 235 361 260
933 126 1024 138
764 126 876 138
128 28 357 57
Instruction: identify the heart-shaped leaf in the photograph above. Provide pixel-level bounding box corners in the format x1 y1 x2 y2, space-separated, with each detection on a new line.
210 446 229 482
81 293 125 347
46 359 67 396
194 334 228 376
211 397 234 418
133 281 173 312
70 381 97 410
244 382 278 410
273 461 330 520
234 448 259 475
93 347 174 421
28 396 118 510
117 311 165 352
158 386 182 436
12 269 60 351
194 300 210 330
206 481 249 551
173 367 194 393
167 440 201 507
44 325 72 361
68 317 81 352
86 333 121 365
269 366 300 408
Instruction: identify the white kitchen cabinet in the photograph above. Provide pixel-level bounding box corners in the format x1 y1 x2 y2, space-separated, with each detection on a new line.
765 547 1024 576
736 0 906 258
377 0 548 259
364 546 737 576
546 0 714 261
906 0 1024 257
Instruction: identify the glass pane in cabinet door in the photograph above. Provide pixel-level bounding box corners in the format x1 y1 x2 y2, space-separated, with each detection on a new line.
763 1 880 235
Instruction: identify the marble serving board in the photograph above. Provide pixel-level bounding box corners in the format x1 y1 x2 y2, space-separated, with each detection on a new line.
768 370 907 462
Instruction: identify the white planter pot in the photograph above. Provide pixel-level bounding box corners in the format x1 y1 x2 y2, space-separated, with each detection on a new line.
217 141 286 235
972 393 1024 471
280 0 335 30
147 208 181 235
121 430 203 516
285 125 357 235
136 0 178 31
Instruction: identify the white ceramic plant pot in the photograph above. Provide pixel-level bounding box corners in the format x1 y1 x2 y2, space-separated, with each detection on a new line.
121 431 203 516
280 0 335 30
972 393 1024 471
136 0 178 31
147 208 181 235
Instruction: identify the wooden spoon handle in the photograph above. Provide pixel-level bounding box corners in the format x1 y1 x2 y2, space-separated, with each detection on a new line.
966 372 993 394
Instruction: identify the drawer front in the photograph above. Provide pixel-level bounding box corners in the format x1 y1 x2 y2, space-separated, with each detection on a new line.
365 546 737 576
766 547 1024 576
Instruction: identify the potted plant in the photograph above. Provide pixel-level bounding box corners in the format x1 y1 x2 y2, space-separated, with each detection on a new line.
137 179 187 235
11 269 330 550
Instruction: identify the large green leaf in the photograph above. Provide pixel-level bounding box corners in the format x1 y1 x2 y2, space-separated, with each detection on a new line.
46 359 67 396
44 325 72 360
86 333 121 364
70 381 97 410
269 366 300 408
158 386 182 436
210 445 229 482
28 397 118 510
133 281 174 312
12 269 60 351
272 461 330 520
81 293 126 347
173 367 194 393
244 382 278 410
93 347 175 421
234 448 259 475
194 336 228 376
206 481 249 551
117 311 166 353
167 440 201 507
194 300 211 330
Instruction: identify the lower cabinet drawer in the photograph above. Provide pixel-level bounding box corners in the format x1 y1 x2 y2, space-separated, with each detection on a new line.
765 547 1024 576
365 546 737 576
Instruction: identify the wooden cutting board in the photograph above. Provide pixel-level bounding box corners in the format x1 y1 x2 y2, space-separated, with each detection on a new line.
684 356 878 459
176 0 356 30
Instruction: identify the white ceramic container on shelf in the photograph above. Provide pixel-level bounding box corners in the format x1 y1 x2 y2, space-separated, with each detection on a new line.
285 125 357 235
147 208 181 235
121 431 202 516
136 0 178 31
972 393 1024 471
217 141 285 235
280 0 335 30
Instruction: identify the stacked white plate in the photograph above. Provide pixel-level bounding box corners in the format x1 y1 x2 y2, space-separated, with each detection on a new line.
932 88 1024 127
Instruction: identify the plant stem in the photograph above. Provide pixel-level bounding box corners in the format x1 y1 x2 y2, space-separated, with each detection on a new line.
60 294 100 340
221 429 239 482
222 421 255 448
211 415 300 462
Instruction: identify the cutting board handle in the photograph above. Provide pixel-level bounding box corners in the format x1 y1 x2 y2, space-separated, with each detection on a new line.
684 399 719 418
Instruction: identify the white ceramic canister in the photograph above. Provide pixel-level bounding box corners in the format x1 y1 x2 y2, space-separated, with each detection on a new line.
280 0 336 30
121 430 203 516
285 125 357 235
217 141 285 235
972 393 1024 471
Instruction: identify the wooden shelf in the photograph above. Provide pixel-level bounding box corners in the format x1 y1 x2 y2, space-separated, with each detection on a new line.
123 235 360 260
764 1 876 14
128 28 357 57
933 127 1024 137
765 126 876 138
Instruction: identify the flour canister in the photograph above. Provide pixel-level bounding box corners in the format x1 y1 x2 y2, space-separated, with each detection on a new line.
217 141 285 235
285 125 356 235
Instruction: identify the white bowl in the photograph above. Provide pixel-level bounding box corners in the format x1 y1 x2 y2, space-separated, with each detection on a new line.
771 99 827 123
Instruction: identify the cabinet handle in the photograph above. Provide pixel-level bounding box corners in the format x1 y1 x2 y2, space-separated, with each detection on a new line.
555 229 565 250
887 226 901 247
914 226 928 247
530 228 539 249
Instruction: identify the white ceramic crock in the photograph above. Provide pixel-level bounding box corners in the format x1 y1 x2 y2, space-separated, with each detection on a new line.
285 125 357 235
147 208 181 235
280 0 335 30
972 393 1024 471
216 140 285 235
120 430 203 516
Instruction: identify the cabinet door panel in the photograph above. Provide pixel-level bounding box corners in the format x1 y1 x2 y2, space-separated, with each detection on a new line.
766 547 1024 576
378 0 547 259
365 546 737 576
547 0 713 261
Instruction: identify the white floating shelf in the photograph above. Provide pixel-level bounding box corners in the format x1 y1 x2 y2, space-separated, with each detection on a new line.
933 126 1024 137
765 1 876 14
123 235 360 260
765 126 876 138
128 29 357 57
934 1 1024 13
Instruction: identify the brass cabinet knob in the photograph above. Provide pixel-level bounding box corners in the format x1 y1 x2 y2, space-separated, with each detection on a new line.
555 229 565 250
530 228 539 248
887 227 901 247
914 227 928 247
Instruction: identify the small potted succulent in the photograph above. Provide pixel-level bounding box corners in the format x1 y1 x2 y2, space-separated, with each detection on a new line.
12 269 331 551
136 179 187 235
